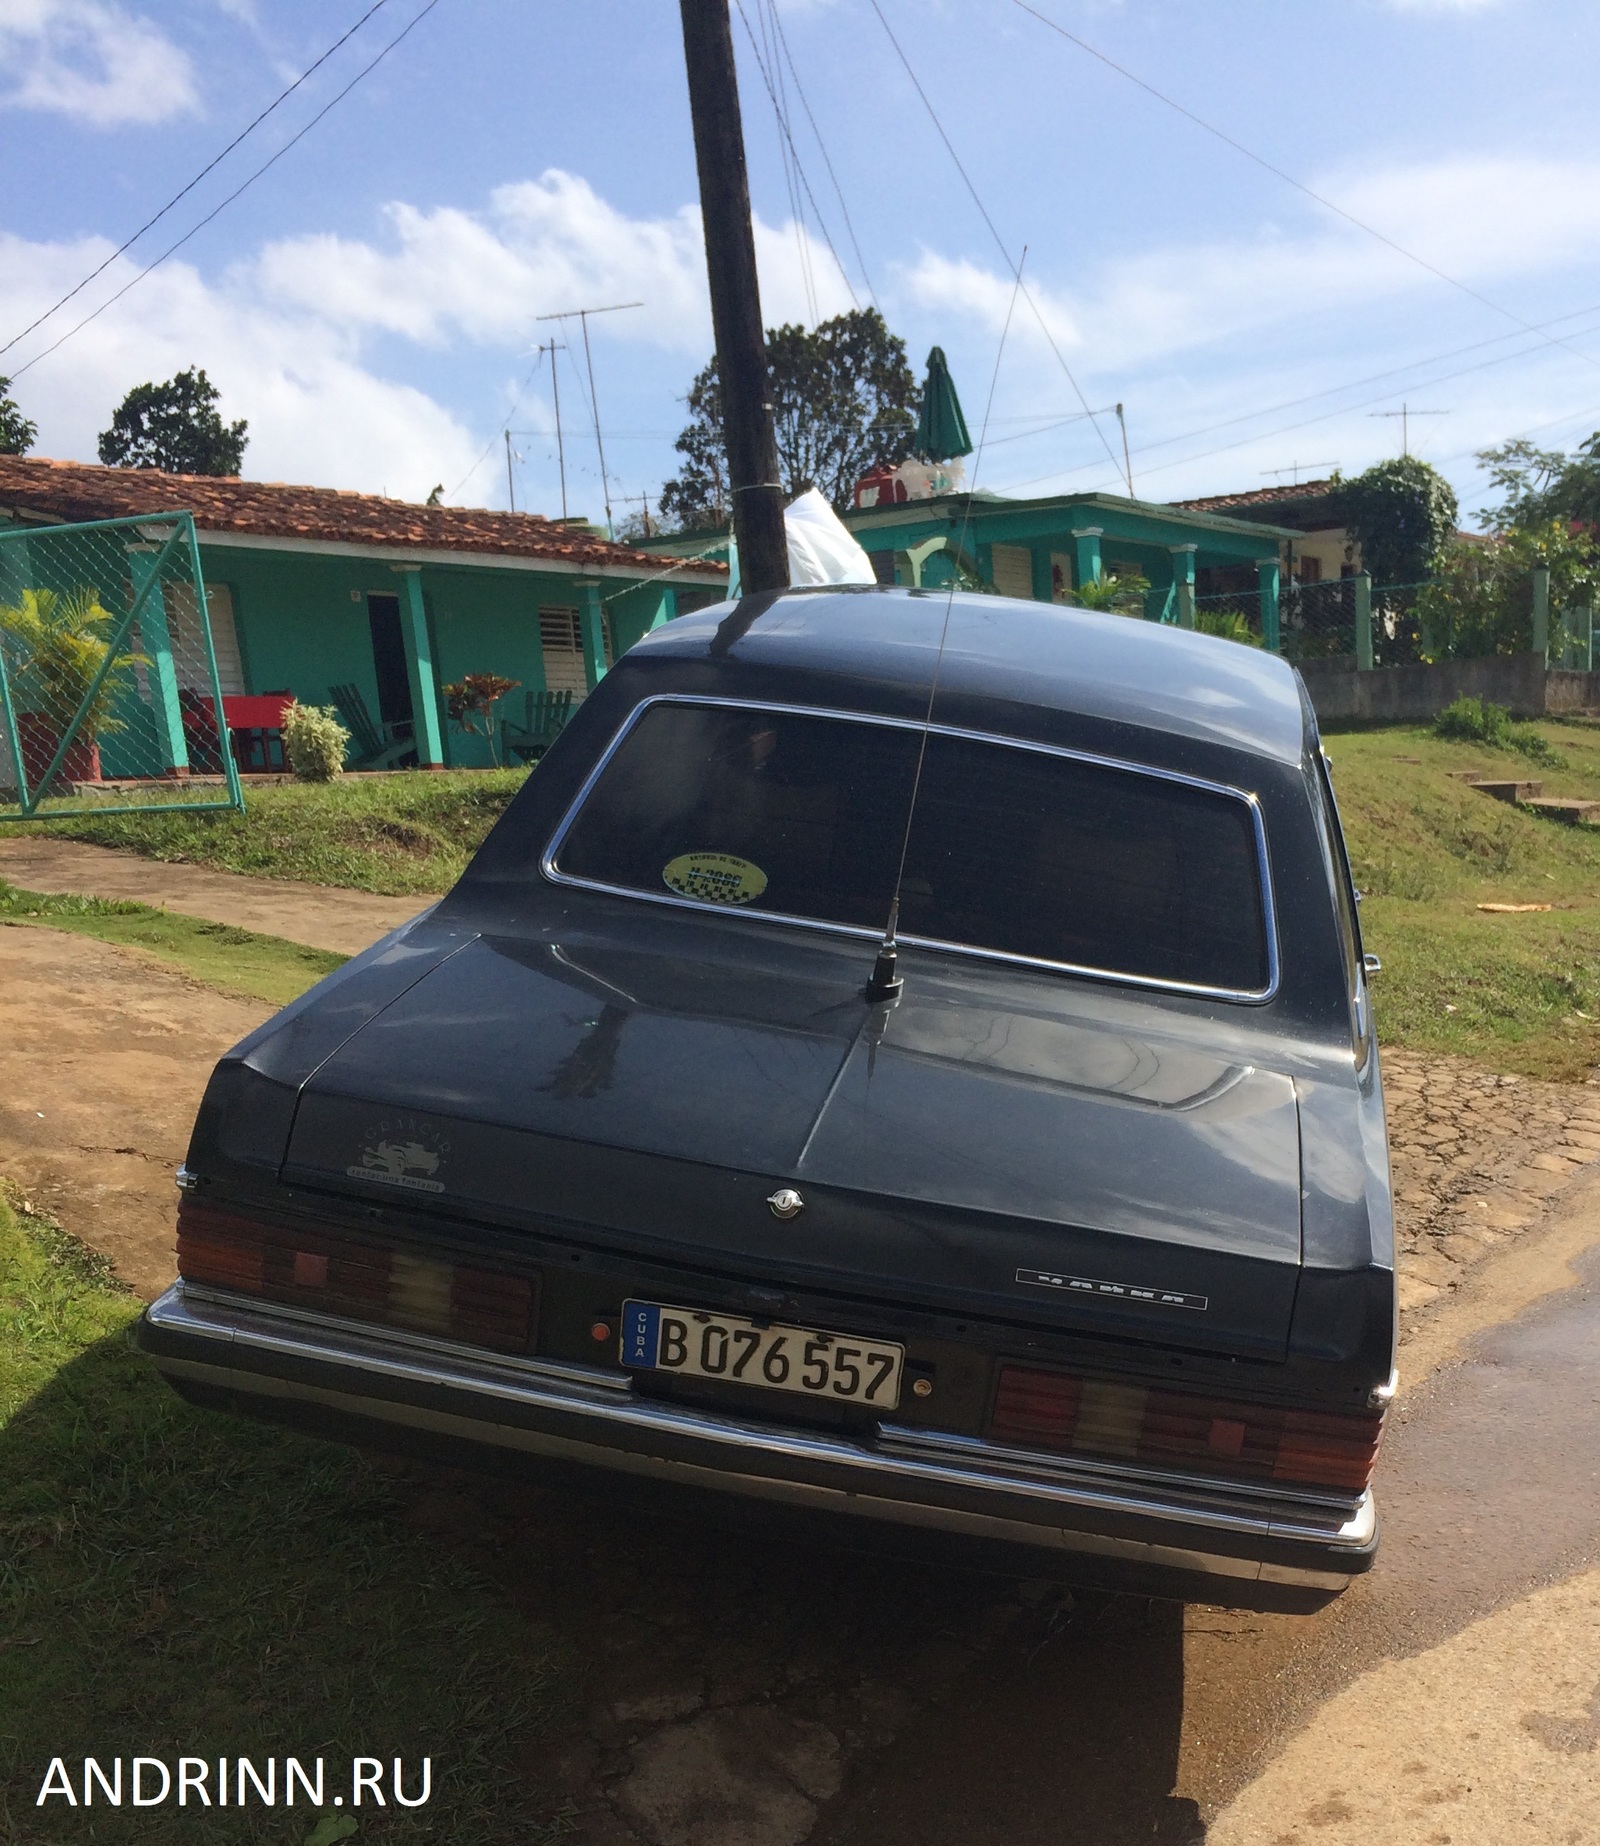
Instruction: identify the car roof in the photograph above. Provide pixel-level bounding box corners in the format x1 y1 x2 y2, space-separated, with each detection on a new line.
629 587 1310 767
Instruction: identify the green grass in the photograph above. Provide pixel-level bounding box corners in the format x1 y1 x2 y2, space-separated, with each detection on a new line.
17 769 530 897
1326 716 1600 1080
0 882 345 1007
0 1187 566 1843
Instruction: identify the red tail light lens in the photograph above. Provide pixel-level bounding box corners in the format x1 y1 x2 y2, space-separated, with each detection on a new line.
177 1197 536 1355
990 1363 1384 1495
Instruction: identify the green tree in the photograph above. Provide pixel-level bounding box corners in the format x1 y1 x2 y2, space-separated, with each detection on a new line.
659 308 917 532
1415 520 1600 660
1333 455 1459 585
1476 434 1600 534
0 375 36 456
97 367 247 475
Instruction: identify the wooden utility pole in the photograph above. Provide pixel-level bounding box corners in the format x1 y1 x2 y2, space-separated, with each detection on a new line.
678 0 789 594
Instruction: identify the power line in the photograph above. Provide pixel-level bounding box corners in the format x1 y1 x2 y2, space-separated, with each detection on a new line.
867 0 1128 485
0 0 394 361
990 301 1600 496
8 0 444 381
732 0 856 315
1012 0 1600 382
766 2 877 305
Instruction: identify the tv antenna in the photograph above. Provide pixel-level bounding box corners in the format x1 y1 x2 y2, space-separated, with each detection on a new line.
531 339 568 518
1370 404 1448 457
536 300 642 535
1262 461 1336 485
616 491 655 539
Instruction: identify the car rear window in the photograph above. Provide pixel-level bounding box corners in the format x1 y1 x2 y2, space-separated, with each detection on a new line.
551 701 1270 995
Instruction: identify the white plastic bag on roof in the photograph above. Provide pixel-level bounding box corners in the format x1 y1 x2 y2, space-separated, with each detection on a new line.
784 488 876 586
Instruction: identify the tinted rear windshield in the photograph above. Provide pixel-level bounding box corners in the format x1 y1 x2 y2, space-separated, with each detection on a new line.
551 701 1270 994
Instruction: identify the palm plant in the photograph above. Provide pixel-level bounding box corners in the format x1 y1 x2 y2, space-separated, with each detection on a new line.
0 585 144 745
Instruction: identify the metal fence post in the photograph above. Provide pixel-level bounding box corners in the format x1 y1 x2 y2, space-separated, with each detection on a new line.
1256 556 1281 652
126 539 191 776
1354 572 1373 670
1532 564 1550 664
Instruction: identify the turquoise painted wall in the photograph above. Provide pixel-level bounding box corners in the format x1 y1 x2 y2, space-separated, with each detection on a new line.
199 545 693 770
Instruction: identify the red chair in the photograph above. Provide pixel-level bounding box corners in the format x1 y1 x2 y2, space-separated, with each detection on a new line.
223 692 293 772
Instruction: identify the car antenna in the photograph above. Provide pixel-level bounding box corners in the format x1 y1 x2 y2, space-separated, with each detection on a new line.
864 251 1030 1005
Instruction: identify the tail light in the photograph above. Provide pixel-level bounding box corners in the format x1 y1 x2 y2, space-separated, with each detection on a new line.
177 1196 536 1355
989 1363 1384 1496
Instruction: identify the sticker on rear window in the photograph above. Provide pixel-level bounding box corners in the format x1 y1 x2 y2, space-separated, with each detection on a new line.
663 851 768 906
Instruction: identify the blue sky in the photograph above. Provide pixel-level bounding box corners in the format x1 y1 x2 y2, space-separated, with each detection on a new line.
2 0 1598 527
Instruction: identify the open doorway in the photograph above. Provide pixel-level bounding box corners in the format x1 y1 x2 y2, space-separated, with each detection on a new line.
366 593 416 747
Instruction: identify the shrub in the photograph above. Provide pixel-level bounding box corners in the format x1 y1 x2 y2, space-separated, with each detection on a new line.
1195 607 1261 647
281 700 351 781
1433 695 1563 766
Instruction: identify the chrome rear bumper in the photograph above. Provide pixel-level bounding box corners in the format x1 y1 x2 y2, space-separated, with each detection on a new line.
138 1283 1376 1594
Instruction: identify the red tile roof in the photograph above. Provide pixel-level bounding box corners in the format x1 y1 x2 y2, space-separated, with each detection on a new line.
1173 480 1337 513
0 455 726 577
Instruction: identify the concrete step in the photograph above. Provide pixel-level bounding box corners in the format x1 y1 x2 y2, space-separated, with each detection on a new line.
1470 778 1544 803
1521 796 1600 825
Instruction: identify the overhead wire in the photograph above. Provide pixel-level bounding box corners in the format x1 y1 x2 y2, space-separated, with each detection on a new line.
990 301 1600 496
867 0 1128 485
8 0 444 381
1011 0 1600 382
732 0 857 315
758 0 819 321
0 0 394 361
766 1 878 306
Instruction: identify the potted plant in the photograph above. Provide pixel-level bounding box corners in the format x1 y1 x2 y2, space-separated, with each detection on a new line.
442 672 520 767
0 586 144 790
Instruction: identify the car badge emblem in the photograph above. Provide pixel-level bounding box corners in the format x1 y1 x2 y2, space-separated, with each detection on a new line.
347 1117 449 1194
767 1187 804 1220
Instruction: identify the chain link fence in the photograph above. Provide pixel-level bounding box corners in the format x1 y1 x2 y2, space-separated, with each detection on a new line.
0 512 243 820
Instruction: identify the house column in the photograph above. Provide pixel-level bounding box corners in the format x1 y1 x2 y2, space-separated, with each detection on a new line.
649 586 678 629
1071 526 1103 591
390 565 445 766
1170 544 1197 629
126 540 190 774
1257 555 1282 652
578 579 608 690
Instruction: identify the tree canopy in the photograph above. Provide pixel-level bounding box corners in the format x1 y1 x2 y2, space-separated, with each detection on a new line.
1332 456 1459 585
659 308 917 532
1476 434 1600 534
0 376 36 456
97 367 248 475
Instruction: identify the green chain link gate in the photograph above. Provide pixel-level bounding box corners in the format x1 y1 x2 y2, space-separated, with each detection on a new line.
0 511 244 821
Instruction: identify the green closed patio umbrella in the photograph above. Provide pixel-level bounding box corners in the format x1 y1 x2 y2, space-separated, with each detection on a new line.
914 346 973 462
915 347 974 461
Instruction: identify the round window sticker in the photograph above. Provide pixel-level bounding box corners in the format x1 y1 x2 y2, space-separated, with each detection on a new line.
663 851 768 906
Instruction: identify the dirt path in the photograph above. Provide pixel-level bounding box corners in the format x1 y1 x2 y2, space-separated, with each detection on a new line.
0 924 268 1298
0 837 436 956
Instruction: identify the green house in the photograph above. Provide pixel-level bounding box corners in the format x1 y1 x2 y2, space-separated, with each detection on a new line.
842 488 1298 644
0 456 728 771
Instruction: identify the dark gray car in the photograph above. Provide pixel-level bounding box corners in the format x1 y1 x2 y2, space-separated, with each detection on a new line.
139 588 1395 1608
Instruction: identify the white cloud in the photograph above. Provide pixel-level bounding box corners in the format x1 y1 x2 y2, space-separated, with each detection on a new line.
0 0 198 126
899 154 1600 380
249 169 855 352
0 172 857 500
0 232 482 499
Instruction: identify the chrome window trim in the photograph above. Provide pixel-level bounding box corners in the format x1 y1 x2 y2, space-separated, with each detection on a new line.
539 694 1282 1005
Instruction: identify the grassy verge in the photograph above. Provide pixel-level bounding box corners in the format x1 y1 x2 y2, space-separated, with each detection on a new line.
0 1186 564 1843
0 882 346 1007
1325 716 1600 1081
17 768 529 897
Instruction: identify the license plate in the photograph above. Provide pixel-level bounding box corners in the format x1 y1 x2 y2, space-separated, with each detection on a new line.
621 1300 903 1410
